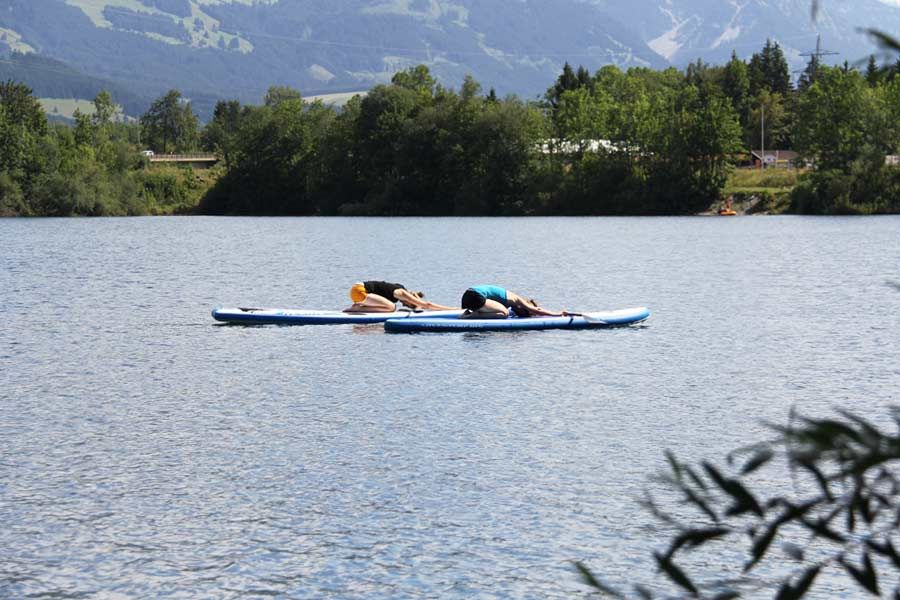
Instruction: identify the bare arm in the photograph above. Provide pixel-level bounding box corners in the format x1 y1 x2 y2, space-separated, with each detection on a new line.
510 298 562 317
525 305 564 317
395 289 455 311
421 300 457 311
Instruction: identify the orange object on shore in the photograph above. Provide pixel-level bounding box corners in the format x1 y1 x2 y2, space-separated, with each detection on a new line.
717 195 736 215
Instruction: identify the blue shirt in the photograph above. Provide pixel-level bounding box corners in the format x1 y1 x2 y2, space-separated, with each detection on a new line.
470 285 509 306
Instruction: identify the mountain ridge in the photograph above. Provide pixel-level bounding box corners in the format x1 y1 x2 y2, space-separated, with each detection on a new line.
2 0 897 119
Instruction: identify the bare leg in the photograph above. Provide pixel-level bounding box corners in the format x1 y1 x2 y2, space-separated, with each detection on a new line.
462 298 509 319
343 293 397 313
505 291 561 317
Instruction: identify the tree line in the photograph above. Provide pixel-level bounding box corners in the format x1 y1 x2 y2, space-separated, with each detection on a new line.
2 41 899 217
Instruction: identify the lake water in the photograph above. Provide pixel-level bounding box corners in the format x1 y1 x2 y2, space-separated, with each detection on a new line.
2 216 899 598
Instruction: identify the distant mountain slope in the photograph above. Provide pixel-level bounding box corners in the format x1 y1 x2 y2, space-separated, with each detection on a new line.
1 0 897 117
0 53 151 117
594 0 900 66
0 0 665 108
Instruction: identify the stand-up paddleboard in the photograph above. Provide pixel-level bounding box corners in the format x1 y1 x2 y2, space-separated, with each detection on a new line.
384 307 650 333
212 306 465 325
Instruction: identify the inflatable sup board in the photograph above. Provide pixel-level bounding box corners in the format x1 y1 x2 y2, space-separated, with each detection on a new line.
212 307 465 325
383 307 650 332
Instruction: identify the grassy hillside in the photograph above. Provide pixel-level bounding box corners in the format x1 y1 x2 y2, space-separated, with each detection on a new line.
38 98 133 122
722 168 801 214
726 168 801 194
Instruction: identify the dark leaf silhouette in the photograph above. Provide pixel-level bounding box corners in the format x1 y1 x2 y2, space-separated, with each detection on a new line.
654 552 698 595
840 552 880 596
683 486 719 522
740 449 774 475
702 462 763 516
745 522 779 571
866 540 900 569
670 527 731 554
574 562 624 597
775 566 821 600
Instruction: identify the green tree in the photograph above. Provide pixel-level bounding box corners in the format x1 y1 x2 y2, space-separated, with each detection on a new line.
263 85 302 108
722 52 751 143
748 90 790 152
0 80 47 136
865 55 882 87
749 39 792 96
0 169 26 216
794 66 872 171
202 100 244 166
0 82 46 196
202 93 335 215
880 77 900 153
350 82 422 214
546 62 592 110
684 59 712 89
798 53 821 91
648 84 743 213
72 108 95 147
554 87 614 149
391 65 437 97
140 90 199 153
92 89 116 128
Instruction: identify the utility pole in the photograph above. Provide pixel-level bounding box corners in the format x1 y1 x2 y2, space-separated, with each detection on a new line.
760 104 765 170
798 34 839 86
800 35 839 63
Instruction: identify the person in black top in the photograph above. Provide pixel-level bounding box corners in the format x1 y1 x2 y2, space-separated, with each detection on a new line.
344 281 455 313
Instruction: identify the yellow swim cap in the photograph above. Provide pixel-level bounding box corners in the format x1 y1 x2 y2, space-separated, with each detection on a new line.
350 283 367 303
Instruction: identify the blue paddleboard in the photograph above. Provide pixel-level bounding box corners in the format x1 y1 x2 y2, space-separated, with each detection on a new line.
383 307 650 332
212 307 465 325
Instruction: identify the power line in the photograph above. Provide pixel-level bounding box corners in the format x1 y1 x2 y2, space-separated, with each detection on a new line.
799 34 839 61
793 34 840 79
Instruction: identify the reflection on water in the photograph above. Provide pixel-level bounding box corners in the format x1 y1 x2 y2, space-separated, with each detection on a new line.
1 216 899 598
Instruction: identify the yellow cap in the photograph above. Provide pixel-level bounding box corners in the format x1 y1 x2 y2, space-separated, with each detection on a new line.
350 283 367 303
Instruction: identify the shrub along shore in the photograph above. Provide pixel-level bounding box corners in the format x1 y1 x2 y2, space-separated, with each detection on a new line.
2 42 899 217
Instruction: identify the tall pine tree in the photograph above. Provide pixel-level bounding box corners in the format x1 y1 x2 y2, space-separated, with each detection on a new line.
749 39 792 96
865 55 881 87
722 52 751 146
798 53 821 91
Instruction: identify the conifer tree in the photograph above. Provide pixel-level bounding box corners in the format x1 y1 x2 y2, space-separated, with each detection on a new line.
865 55 881 87
722 52 751 144
798 53 821 90
546 62 586 109
749 39 792 96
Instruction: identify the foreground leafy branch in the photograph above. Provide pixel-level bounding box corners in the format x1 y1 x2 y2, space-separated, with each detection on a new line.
578 409 900 598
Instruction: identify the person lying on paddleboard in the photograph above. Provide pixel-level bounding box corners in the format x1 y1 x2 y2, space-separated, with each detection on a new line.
344 281 455 313
460 285 565 319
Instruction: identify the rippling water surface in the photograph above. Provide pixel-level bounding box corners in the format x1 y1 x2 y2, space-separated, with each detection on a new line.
2 216 899 598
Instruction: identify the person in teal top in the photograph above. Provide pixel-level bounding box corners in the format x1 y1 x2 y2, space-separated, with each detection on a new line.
460 285 565 319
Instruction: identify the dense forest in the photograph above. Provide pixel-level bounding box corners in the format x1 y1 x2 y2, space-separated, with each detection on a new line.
2 40 899 217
